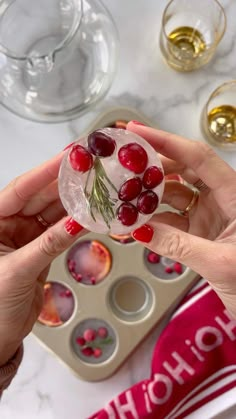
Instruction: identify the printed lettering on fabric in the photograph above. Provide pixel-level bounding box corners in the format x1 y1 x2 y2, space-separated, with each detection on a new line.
90 285 236 419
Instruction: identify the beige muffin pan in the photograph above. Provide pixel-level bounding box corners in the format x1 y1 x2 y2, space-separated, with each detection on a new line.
33 107 199 381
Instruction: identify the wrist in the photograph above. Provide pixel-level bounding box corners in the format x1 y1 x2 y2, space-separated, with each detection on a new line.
0 344 23 393
0 340 22 367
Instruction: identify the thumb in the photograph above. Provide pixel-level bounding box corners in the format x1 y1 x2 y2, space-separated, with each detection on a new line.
132 219 234 283
11 216 87 276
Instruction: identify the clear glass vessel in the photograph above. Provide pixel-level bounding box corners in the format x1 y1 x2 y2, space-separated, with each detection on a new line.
201 80 236 149
0 0 119 122
159 0 226 72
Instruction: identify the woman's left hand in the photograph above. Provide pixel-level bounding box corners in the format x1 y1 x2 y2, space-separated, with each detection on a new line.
127 122 236 319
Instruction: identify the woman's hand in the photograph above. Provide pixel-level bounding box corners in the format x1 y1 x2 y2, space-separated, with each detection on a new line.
127 122 236 318
0 152 85 365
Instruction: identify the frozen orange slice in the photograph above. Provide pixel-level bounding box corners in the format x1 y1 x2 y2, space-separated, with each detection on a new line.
38 284 62 327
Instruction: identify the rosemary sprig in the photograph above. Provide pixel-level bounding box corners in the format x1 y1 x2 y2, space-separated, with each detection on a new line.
85 337 114 349
84 157 118 228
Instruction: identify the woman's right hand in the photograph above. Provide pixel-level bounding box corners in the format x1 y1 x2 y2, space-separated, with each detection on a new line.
127 122 236 319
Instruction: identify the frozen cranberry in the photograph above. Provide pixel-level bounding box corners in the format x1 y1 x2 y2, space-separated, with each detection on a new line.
93 348 102 358
165 266 173 274
65 290 72 297
118 177 142 201
117 203 138 226
147 252 160 264
88 131 116 157
76 337 86 346
90 276 96 285
82 347 94 357
173 262 183 275
73 274 82 282
137 191 159 214
69 145 93 172
68 259 76 271
118 143 148 174
83 328 96 342
143 166 164 189
97 327 108 338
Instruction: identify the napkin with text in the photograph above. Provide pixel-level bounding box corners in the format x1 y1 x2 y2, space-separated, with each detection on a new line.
90 279 236 419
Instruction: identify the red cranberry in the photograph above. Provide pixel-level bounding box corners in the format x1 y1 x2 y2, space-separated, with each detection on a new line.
76 337 86 346
75 273 82 282
65 290 72 297
173 262 183 275
118 177 142 201
147 252 160 264
165 266 173 274
97 327 108 338
117 203 138 226
68 259 76 272
82 347 94 357
88 131 116 157
69 145 93 172
118 143 148 174
143 166 164 189
137 191 159 214
83 328 96 342
93 348 102 358
90 276 96 285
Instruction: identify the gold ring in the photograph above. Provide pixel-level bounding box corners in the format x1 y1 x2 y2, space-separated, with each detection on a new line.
35 214 54 228
182 190 199 216
193 179 209 192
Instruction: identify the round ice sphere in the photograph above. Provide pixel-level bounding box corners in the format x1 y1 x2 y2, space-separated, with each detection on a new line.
59 128 164 234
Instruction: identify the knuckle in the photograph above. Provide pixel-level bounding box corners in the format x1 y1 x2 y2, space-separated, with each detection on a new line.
162 232 191 261
39 230 67 258
208 250 235 294
194 142 216 168
216 251 234 278
196 141 211 155
11 177 29 202
202 144 216 161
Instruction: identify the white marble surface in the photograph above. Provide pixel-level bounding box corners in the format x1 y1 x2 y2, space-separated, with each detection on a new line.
1 0 236 418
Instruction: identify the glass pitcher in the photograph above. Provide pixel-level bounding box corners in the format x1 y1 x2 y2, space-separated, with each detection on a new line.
0 0 119 122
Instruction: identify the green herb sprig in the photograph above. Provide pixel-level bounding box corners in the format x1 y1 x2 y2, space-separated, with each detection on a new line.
84 157 118 228
85 337 114 349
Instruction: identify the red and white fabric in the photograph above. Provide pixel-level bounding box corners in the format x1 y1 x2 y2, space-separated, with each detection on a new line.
90 279 236 419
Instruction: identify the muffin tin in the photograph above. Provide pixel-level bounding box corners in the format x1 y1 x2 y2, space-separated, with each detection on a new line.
33 107 199 381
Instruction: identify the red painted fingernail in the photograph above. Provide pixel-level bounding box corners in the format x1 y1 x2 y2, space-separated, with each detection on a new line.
65 217 83 236
130 120 146 126
63 141 75 151
132 224 154 243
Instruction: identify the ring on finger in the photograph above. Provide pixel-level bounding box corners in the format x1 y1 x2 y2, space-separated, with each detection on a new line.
35 213 54 229
193 179 209 192
181 189 199 216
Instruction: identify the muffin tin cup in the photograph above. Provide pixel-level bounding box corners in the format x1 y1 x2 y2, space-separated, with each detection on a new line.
109 276 154 322
33 229 198 381
33 107 199 382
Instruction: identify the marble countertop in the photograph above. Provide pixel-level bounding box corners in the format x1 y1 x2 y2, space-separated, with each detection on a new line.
1 0 236 418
